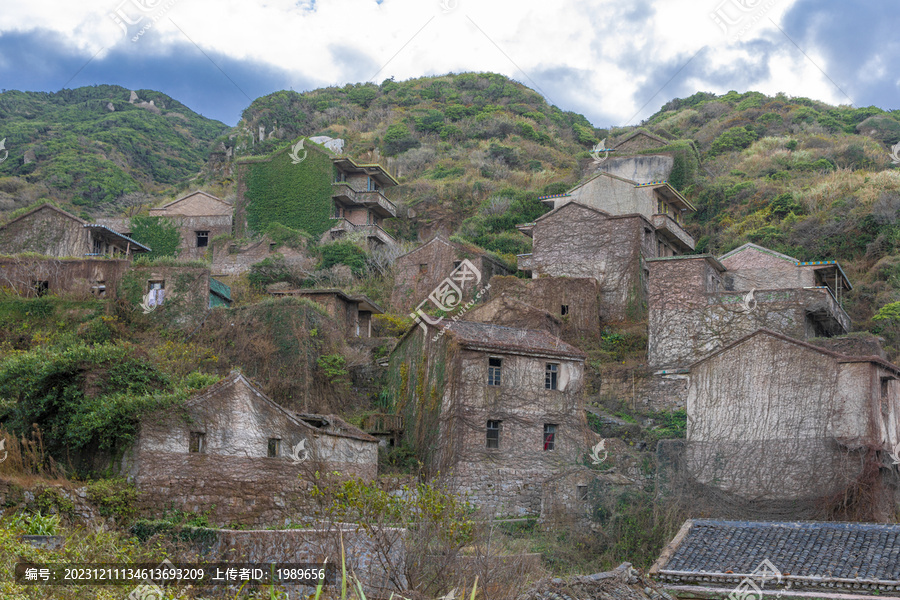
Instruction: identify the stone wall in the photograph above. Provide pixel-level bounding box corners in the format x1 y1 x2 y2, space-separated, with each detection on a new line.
0 205 88 257
193 526 407 595
128 265 211 316
0 257 130 298
391 238 509 312
647 255 850 368
685 331 900 510
438 347 592 516
124 375 377 526
482 276 602 341
595 366 689 411
529 203 653 321
210 237 312 277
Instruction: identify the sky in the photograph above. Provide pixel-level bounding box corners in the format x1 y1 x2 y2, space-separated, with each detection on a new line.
0 0 897 127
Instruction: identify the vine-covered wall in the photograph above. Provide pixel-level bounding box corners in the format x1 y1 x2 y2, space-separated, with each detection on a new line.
238 140 335 238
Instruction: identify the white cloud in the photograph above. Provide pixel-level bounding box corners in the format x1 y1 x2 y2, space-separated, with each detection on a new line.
0 0 882 126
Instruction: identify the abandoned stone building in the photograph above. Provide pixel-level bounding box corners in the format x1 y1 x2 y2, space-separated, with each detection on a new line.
647 243 852 368
593 129 677 183
517 202 661 321
210 235 313 277
95 190 234 261
652 519 900 598
0 256 131 298
389 320 595 516
122 371 378 526
269 288 383 338
0 204 150 258
328 157 400 249
674 328 900 520
537 172 695 256
390 236 513 311
466 276 602 343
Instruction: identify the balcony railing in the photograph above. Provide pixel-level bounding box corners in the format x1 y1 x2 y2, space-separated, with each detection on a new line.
332 183 397 218
517 253 533 272
329 219 397 246
652 213 695 252
709 287 850 335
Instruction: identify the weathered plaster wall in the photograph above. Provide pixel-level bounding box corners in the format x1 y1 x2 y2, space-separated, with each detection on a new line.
564 175 645 216
594 154 674 183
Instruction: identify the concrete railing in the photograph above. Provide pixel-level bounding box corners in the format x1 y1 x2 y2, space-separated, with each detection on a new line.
331 183 397 217
652 213 695 251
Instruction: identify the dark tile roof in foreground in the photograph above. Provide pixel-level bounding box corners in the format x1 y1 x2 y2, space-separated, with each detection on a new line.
652 519 900 593
443 321 585 359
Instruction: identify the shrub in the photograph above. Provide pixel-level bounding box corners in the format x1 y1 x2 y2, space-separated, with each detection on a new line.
128 215 181 258
318 241 367 275
709 126 758 155
383 123 420 156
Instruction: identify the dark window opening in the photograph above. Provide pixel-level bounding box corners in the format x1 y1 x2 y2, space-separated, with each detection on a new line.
419 263 428 274
577 485 588 501
488 357 502 386
543 424 557 451
453 260 462 269
91 281 106 297
545 363 559 390
189 432 206 453
92 237 103 255
268 438 281 458
334 204 343 218
32 280 49 297
486 420 501 449
122 232 133 238
196 231 209 248
560 304 569 316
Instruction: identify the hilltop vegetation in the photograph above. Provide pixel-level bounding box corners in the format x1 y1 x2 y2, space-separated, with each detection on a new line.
0 85 228 215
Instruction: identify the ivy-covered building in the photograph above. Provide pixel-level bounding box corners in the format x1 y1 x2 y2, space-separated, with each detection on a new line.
235 138 401 250
388 320 594 516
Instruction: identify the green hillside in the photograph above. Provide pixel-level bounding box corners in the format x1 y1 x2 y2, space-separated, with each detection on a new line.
0 85 229 214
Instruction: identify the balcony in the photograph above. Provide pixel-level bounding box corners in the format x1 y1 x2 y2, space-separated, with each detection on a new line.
332 183 397 218
710 287 850 336
517 253 533 272
329 219 397 247
652 213 695 252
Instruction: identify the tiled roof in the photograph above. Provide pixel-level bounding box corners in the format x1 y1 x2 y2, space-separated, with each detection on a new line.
653 519 900 591
444 321 585 359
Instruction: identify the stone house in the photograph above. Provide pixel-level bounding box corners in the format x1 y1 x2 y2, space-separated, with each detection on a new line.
327 157 400 249
269 288 383 338
0 256 131 298
123 371 378 526
0 204 150 258
390 236 513 311
647 243 852 368
470 276 602 342
210 236 314 277
516 202 660 321
680 328 900 519
96 191 234 261
652 519 900 598
536 172 695 256
389 320 593 516
612 129 669 153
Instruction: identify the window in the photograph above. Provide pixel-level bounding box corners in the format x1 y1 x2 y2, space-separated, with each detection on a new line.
268 438 281 458
453 260 462 269
196 231 209 248
545 363 559 390
488 357 502 386
189 432 206 453
419 263 428 274
91 281 106 297
334 204 343 218
92 237 103 255
486 420 501 449
560 305 569 316
367 177 379 192
269 242 277 252
577 485 588 501
543 424 557 451
32 280 49 297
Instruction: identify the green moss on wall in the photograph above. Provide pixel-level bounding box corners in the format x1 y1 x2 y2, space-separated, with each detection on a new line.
129 216 181 258
241 141 335 237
